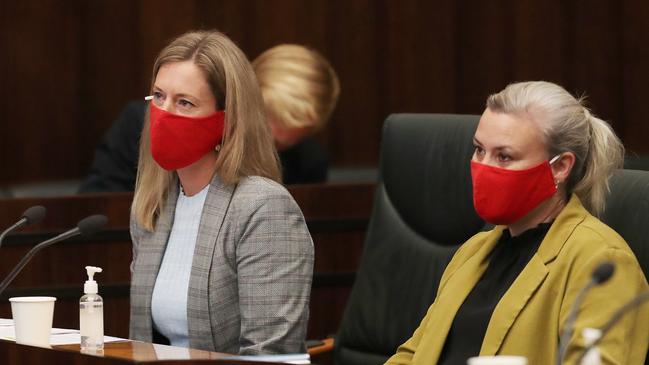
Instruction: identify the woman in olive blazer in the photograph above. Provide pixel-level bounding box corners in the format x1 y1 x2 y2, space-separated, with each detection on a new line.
386 195 648 364
386 81 649 365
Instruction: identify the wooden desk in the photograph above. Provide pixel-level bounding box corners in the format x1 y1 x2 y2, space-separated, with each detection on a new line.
0 183 374 340
1 339 289 364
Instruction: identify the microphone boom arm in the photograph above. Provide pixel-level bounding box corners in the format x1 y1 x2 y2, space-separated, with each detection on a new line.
0 228 80 297
575 290 649 364
0 218 27 250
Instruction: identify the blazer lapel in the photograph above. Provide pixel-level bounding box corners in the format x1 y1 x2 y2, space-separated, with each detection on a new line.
480 254 548 355
418 228 504 364
187 174 236 351
480 195 587 355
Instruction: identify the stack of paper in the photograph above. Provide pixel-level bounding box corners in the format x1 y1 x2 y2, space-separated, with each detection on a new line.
222 353 311 364
0 318 125 345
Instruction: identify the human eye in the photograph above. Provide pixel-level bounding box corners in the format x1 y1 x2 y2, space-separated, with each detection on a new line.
473 144 485 156
178 99 195 109
497 153 512 162
153 91 164 103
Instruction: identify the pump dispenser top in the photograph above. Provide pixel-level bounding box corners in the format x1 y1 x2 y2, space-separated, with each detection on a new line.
84 266 102 294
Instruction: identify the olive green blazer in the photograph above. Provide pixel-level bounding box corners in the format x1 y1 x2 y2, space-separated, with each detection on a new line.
386 195 649 365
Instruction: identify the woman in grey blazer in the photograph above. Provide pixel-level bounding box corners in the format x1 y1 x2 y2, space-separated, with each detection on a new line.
129 30 314 355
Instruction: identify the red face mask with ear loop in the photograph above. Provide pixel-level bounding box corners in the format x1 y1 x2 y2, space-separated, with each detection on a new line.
149 102 226 171
471 155 561 225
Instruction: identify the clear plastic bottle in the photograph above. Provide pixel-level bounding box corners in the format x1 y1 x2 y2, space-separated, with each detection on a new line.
80 266 104 352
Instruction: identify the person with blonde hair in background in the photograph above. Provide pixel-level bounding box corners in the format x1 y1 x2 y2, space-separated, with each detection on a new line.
253 44 340 184
385 81 648 365
129 30 314 354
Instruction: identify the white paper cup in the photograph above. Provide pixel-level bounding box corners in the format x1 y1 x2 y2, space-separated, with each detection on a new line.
9 296 56 347
468 356 528 365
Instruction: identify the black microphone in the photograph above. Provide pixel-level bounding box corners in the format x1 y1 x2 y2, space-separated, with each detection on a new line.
575 290 649 364
0 214 108 297
0 205 47 250
556 261 615 365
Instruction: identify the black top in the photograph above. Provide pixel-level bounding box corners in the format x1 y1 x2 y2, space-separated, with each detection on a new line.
279 137 328 185
79 100 328 193
438 223 552 365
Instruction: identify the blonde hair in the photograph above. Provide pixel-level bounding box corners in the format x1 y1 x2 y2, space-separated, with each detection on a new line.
252 44 340 130
486 81 624 216
132 30 281 230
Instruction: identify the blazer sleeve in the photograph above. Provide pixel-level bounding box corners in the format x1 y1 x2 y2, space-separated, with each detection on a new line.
384 302 437 365
234 189 314 355
562 246 649 365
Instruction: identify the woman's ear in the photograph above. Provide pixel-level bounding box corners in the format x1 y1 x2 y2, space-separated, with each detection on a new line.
551 152 576 185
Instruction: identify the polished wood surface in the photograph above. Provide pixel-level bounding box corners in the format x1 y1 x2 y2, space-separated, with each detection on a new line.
304 338 333 356
57 341 226 361
0 339 288 364
2 1 649 185
0 183 374 341
306 338 333 365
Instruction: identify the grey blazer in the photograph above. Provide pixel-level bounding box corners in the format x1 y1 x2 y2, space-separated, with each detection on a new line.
129 174 314 354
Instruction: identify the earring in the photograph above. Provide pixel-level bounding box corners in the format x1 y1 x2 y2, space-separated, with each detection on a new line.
554 180 560 189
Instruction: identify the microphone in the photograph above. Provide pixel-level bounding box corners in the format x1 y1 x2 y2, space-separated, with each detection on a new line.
556 261 615 365
0 214 108 297
0 205 47 250
575 290 649 364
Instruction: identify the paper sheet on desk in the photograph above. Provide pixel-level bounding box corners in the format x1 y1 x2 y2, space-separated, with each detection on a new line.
0 319 126 345
48 330 126 345
221 353 310 364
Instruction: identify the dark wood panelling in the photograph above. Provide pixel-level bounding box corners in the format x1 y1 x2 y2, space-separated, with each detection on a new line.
1 1 649 185
621 0 649 148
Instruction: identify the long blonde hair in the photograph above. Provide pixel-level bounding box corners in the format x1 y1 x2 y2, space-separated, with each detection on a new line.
486 81 624 216
132 30 281 230
252 44 340 130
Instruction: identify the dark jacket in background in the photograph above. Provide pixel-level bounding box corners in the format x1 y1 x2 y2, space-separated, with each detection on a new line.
78 101 145 193
279 137 328 185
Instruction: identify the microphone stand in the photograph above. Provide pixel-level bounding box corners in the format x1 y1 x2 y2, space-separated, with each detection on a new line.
0 219 27 250
575 290 649 364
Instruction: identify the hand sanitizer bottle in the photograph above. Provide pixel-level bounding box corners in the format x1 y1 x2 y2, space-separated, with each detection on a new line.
580 327 602 365
80 266 104 352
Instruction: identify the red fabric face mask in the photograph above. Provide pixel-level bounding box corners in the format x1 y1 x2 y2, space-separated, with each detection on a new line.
149 102 226 171
470 156 559 225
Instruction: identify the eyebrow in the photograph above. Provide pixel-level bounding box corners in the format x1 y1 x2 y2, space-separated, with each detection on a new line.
473 137 516 152
152 86 198 101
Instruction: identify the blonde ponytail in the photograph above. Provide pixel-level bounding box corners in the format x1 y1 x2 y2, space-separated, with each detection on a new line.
571 111 624 215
